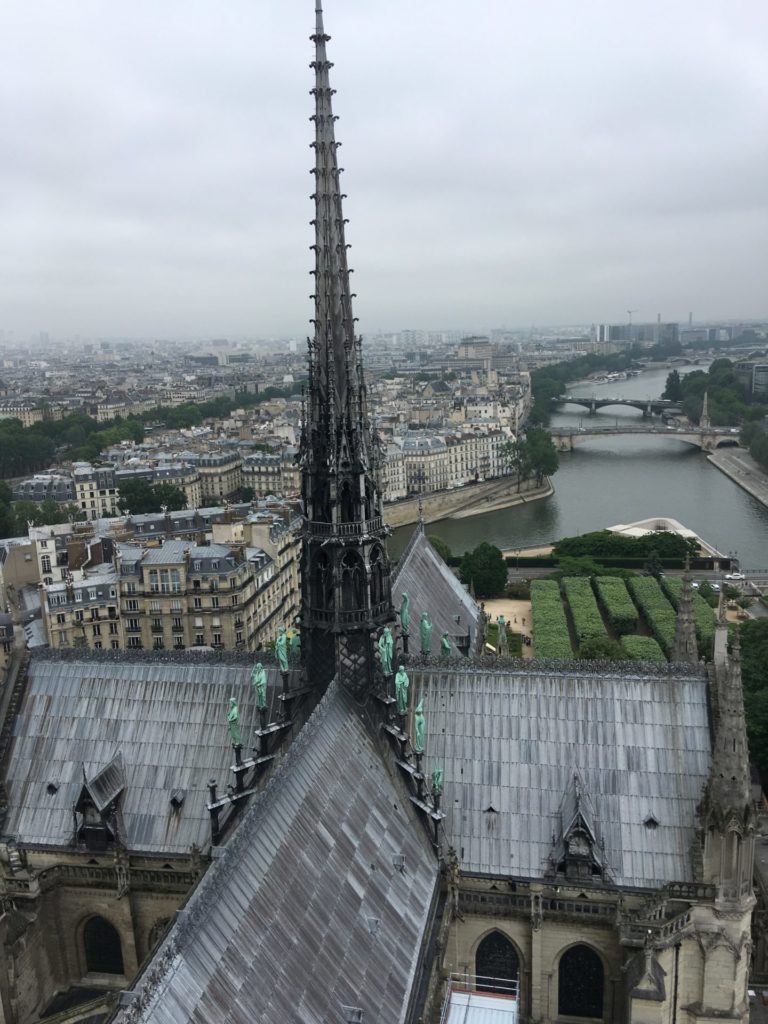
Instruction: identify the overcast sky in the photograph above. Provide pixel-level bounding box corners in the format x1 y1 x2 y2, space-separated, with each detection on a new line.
1 1 766 341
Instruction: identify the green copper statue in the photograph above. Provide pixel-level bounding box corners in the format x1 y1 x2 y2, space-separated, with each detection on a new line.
275 625 289 673
413 698 425 754
432 763 443 797
227 697 241 746
289 629 301 663
399 592 410 633
441 631 451 657
378 626 394 676
395 665 409 715
420 611 432 656
250 662 267 710
497 614 508 656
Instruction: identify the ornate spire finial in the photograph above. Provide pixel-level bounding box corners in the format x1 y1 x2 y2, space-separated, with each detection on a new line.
700 390 711 429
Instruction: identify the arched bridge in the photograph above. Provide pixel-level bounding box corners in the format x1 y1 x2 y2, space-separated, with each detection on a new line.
550 425 741 452
554 396 679 416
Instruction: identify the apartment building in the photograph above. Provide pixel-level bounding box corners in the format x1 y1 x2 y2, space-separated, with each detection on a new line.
0 402 45 427
73 463 120 518
115 540 282 652
383 426 510 500
193 451 243 503
241 452 300 498
43 569 123 650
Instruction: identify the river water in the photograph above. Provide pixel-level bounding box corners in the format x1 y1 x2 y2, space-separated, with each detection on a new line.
390 367 768 567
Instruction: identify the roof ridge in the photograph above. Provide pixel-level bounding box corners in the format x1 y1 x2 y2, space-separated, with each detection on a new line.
118 679 346 1021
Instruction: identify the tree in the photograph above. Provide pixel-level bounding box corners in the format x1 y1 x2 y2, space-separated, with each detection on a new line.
428 535 452 563
525 427 558 485
502 429 558 489
117 479 186 515
151 484 187 511
663 369 683 402
459 542 507 598
501 438 532 491
578 636 628 661
741 620 768 780
643 549 664 580
240 486 255 502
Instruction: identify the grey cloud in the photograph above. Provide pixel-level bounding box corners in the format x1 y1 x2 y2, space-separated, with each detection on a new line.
0 0 766 339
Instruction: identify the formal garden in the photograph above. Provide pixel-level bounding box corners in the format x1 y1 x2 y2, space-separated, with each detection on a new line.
530 574 713 663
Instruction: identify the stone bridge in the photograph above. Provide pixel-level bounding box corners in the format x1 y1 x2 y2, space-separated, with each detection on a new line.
554 396 678 416
550 425 741 452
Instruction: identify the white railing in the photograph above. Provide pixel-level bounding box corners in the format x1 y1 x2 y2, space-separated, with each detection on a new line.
440 973 519 1024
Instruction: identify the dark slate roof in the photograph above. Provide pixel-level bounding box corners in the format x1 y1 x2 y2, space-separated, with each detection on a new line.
409 663 712 889
393 525 484 654
116 684 438 1024
3 654 284 854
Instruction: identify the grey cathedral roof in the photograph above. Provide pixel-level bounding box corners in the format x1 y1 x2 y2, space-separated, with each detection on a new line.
2 653 285 855
115 682 438 1024
408 662 712 889
393 524 485 655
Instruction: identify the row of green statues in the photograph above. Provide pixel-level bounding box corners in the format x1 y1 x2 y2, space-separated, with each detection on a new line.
225 660 270 745
275 624 300 673
227 657 443 799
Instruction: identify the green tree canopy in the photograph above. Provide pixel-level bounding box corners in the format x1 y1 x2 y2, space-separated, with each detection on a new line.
117 479 186 515
663 369 683 401
459 542 507 598
741 620 768 780
578 636 629 661
428 535 452 563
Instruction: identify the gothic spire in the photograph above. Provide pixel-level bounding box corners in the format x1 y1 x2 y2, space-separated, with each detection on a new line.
710 628 752 818
672 559 698 664
307 0 367 459
700 390 710 429
299 3 393 691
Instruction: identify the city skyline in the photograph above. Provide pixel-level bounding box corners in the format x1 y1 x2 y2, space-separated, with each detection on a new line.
1 1 766 338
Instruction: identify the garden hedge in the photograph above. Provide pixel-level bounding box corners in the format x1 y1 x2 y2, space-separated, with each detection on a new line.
562 577 607 646
530 579 573 659
593 577 639 635
627 577 677 656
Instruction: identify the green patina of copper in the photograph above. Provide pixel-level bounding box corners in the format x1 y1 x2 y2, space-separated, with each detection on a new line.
395 665 409 715
250 662 268 710
227 697 242 746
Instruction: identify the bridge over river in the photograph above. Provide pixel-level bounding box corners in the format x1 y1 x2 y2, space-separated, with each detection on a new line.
554 396 679 415
550 424 741 452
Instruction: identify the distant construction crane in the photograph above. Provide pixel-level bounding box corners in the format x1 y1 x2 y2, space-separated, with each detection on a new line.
627 309 638 326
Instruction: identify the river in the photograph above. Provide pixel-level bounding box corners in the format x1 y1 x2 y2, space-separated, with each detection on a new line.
390 367 768 567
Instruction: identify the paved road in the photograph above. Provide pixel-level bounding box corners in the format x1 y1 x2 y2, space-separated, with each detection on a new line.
708 448 768 510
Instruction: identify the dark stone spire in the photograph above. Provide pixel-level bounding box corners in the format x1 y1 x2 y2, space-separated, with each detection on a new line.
709 627 753 827
699 615 755 905
672 559 698 663
299 2 393 690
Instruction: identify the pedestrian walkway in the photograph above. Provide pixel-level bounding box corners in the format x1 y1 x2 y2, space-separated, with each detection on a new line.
708 448 768 511
483 598 533 658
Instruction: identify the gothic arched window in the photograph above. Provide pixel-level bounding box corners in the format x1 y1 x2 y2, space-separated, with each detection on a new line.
340 551 365 611
558 944 604 1019
311 551 332 611
84 916 124 975
369 545 385 608
476 930 519 994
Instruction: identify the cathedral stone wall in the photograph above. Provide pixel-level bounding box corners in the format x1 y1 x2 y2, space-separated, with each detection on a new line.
444 911 621 1022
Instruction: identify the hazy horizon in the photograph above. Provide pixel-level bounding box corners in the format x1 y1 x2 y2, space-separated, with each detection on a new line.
1 1 766 339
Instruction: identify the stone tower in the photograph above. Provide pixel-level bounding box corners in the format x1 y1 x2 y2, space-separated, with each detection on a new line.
693 620 756 1019
298 2 393 691
672 560 698 663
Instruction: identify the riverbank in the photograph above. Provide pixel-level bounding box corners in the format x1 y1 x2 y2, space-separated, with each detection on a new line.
707 448 768 512
449 479 553 519
383 476 553 529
